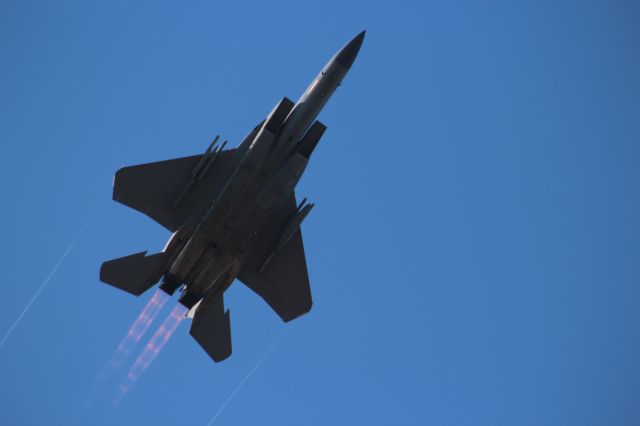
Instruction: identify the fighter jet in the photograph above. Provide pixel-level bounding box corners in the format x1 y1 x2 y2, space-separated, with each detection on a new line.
100 31 365 362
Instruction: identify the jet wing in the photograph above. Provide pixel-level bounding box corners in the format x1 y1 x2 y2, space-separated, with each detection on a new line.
238 194 312 322
112 149 238 231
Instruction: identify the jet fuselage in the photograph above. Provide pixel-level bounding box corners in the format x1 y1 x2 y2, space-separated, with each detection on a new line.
100 31 364 362
163 32 365 308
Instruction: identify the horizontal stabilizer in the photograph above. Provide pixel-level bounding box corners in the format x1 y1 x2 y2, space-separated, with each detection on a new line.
190 294 232 362
100 251 168 296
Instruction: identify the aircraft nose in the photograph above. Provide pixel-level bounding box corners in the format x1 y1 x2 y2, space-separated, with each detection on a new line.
334 30 366 70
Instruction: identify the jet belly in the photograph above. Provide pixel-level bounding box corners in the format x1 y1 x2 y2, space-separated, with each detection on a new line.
166 98 296 301
172 153 308 302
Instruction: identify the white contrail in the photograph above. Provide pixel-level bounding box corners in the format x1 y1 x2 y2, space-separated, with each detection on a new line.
0 215 93 349
206 335 284 426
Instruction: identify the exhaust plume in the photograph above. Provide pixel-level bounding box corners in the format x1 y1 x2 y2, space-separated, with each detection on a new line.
115 304 187 403
98 289 169 383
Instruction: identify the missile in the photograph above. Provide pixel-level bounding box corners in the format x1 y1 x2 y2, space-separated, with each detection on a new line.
192 135 220 176
172 136 226 209
276 198 314 252
259 198 314 272
195 140 226 180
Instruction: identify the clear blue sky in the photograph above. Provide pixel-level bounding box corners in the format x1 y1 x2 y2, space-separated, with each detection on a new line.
1 1 639 425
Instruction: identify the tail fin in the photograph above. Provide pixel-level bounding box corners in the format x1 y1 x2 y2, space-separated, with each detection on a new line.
100 251 168 296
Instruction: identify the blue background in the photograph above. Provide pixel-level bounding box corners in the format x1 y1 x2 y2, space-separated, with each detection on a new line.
1 1 639 425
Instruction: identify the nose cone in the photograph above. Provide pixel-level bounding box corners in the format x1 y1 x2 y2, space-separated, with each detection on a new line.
334 30 366 70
